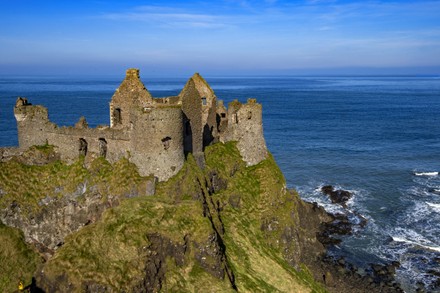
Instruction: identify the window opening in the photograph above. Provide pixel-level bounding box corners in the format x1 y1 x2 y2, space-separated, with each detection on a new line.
79 138 88 157
98 138 107 158
113 108 122 125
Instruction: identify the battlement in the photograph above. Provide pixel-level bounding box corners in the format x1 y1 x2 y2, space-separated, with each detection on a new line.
12 69 268 181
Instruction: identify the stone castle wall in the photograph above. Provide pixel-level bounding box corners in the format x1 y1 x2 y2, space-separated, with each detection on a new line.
14 101 51 149
180 78 203 160
130 106 184 181
10 69 268 181
221 99 268 166
109 68 154 128
14 103 131 164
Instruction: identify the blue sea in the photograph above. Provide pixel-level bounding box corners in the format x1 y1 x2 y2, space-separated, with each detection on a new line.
1 75 440 292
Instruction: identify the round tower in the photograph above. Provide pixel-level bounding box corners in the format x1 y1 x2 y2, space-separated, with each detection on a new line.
129 106 185 181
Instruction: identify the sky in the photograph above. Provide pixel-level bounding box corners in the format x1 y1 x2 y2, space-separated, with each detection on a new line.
0 0 439 76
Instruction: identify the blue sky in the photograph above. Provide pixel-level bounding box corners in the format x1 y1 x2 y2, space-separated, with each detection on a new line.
1 0 439 76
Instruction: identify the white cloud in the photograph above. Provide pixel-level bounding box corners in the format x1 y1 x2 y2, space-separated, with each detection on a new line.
100 5 242 29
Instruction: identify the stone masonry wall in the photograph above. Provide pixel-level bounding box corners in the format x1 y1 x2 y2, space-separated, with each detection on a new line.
43 127 130 164
14 103 51 149
180 78 204 167
109 69 154 128
222 99 268 166
11 69 269 182
129 106 185 181
187 73 218 147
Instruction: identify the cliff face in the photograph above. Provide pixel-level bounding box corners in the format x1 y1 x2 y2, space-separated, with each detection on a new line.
0 142 331 292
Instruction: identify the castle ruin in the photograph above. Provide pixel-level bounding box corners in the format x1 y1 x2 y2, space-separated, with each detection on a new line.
13 69 268 181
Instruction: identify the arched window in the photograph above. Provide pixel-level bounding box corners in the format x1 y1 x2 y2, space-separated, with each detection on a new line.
79 138 88 157
113 108 122 125
98 138 107 158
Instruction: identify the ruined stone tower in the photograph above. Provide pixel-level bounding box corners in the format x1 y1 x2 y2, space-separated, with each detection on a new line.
12 69 268 181
109 68 154 128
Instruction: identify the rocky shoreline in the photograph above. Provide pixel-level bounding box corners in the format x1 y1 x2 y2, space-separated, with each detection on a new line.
310 185 405 293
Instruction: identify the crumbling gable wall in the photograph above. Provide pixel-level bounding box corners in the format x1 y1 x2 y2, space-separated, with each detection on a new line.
192 73 218 146
180 73 218 150
179 78 204 167
109 69 154 128
221 99 268 166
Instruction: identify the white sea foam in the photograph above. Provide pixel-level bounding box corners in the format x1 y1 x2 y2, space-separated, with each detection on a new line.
391 236 440 252
414 171 438 177
426 202 440 212
430 188 440 195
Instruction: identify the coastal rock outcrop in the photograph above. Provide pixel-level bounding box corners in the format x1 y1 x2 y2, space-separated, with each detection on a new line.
321 185 352 207
0 147 156 261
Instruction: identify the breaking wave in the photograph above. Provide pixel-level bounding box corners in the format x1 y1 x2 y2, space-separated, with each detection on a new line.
414 171 438 177
426 202 440 212
391 235 440 253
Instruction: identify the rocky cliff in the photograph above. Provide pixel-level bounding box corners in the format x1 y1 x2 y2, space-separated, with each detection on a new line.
0 142 398 292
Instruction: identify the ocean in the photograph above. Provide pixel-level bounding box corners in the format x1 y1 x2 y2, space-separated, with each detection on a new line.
1 75 440 292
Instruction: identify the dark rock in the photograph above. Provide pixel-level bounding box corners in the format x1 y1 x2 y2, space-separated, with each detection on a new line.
135 233 188 293
208 170 227 194
193 233 225 280
317 213 352 247
337 257 346 266
321 185 352 207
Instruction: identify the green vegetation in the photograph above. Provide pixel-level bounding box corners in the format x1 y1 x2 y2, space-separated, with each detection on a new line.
0 148 152 215
0 222 41 292
205 142 326 293
0 142 327 292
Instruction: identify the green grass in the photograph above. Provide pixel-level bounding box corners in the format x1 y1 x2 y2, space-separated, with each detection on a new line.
0 142 328 292
42 196 221 291
0 154 153 216
204 142 327 293
0 222 41 293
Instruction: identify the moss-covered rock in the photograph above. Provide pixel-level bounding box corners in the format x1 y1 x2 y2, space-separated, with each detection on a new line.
1 142 330 292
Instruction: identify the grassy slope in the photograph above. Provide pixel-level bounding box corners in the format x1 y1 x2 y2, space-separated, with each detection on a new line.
205 142 326 293
0 142 327 292
0 149 152 216
40 155 232 292
0 223 41 292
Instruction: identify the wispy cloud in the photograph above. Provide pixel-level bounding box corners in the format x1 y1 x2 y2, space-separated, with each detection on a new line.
100 5 240 29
